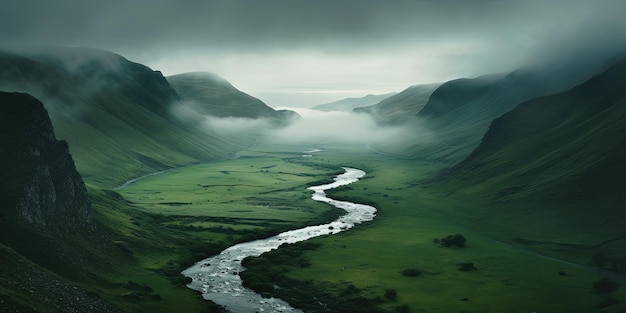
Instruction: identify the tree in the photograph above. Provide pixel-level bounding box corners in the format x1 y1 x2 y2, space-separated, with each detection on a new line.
440 234 467 248
591 252 609 271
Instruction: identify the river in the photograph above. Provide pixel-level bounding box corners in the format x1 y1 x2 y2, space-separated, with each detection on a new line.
181 167 377 313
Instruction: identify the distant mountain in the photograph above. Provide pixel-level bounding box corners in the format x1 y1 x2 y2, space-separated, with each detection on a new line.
311 92 397 112
167 72 299 126
354 84 440 124
0 92 91 230
0 47 248 187
371 67 599 163
438 59 626 239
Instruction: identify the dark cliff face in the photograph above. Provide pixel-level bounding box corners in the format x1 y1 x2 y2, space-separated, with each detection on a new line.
0 92 91 230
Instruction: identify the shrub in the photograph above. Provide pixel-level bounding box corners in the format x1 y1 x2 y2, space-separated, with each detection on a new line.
591 252 609 271
439 234 466 248
400 268 422 277
593 277 619 294
384 289 397 300
458 262 477 272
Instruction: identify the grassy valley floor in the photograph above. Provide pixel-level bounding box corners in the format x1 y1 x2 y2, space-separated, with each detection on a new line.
234 141 626 313
24 141 622 313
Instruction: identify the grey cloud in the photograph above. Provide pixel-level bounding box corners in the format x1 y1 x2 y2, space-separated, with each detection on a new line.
2 0 626 106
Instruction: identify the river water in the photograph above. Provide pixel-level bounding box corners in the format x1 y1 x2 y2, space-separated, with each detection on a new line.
181 167 377 312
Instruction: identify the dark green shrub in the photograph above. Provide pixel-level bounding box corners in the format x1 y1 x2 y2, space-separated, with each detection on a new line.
400 268 422 277
592 252 609 271
459 262 477 271
593 277 619 294
439 234 466 248
384 288 397 300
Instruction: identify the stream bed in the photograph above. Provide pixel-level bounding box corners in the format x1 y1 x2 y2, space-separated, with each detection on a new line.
181 167 377 312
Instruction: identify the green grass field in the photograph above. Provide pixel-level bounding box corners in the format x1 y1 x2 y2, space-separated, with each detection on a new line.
232 141 626 313
57 140 625 313
118 146 342 235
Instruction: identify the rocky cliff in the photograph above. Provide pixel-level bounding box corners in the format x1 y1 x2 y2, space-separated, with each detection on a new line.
0 91 91 230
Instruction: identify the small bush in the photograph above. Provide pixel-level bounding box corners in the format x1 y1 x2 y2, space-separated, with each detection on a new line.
400 268 422 277
458 262 477 272
593 277 619 294
439 234 466 248
384 288 397 300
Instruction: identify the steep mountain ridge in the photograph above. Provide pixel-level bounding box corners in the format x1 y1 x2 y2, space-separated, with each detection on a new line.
436 59 626 241
0 92 91 230
0 47 247 187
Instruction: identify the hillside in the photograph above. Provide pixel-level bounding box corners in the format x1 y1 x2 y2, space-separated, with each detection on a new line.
0 47 247 187
0 91 117 312
311 92 396 112
167 72 299 127
437 59 626 251
0 92 92 230
354 83 440 124
371 68 597 163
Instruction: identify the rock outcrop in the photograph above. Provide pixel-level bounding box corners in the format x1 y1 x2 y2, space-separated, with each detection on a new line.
0 91 91 230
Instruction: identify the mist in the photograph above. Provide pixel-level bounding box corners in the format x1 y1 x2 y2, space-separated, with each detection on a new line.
3 1 626 107
268 107 424 145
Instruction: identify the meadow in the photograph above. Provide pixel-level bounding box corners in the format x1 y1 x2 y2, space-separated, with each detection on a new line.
109 140 625 312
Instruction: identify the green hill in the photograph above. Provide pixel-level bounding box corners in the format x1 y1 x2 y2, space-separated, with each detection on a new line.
0 47 248 187
354 84 440 124
370 69 594 163
437 59 626 254
311 92 397 112
167 71 299 127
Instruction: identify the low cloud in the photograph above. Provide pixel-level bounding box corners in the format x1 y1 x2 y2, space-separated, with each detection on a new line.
268 107 424 145
171 101 273 136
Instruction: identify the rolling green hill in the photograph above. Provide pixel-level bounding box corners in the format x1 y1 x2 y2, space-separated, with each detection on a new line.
437 59 626 255
0 47 249 187
354 84 440 125
370 68 596 163
311 92 397 112
167 72 299 127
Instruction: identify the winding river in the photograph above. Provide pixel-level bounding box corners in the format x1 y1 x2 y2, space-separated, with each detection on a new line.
181 167 377 313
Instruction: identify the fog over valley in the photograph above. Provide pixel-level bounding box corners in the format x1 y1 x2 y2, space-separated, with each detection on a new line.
2 2 626 313
3 0 626 106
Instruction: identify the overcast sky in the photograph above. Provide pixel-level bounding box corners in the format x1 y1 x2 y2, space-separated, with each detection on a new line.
2 0 626 107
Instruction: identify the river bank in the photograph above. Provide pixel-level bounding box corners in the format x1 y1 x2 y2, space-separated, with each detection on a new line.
182 167 376 313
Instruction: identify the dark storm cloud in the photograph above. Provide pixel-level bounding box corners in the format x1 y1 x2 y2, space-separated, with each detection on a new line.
2 0 626 106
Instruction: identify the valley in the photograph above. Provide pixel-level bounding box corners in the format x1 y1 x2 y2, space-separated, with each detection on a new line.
2 46 626 313
89 138 626 313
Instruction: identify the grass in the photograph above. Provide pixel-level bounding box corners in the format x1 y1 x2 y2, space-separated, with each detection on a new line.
237 140 626 313
118 147 342 234
4 139 625 312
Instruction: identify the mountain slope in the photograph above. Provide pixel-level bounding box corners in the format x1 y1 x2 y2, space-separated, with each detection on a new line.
311 92 396 112
0 92 92 230
371 68 598 163
0 91 120 312
438 59 626 243
354 84 440 124
167 72 299 127
0 47 246 187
